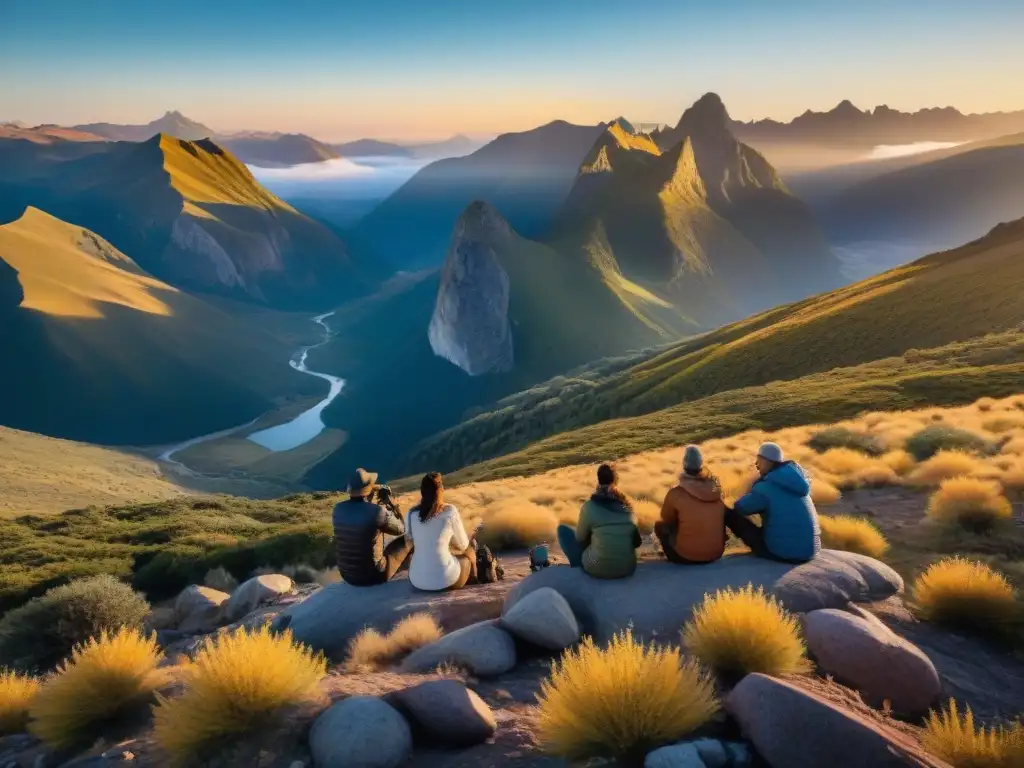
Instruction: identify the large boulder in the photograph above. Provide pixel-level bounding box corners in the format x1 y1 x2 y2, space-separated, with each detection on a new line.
644 742 706 768
387 679 496 747
224 574 293 623
803 607 942 715
174 585 230 632
399 620 517 677
309 695 412 768
503 551 902 643
271 578 512 659
726 674 951 768
500 586 580 650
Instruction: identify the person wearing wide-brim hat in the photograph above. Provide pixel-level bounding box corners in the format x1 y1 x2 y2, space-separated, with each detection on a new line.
332 467 413 586
725 442 821 563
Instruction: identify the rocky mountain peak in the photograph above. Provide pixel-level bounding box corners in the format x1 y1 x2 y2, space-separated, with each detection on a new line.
676 93 731 135
455 200 512 243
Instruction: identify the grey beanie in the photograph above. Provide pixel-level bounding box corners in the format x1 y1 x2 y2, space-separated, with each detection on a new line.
683 444 704 472
758 441 785 463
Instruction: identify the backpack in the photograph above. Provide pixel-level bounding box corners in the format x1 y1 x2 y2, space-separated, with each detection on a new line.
475 544 504 584
529 544 551 572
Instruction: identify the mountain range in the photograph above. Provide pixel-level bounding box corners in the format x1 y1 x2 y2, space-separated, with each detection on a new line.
0 134 379 309
732 100 1024 147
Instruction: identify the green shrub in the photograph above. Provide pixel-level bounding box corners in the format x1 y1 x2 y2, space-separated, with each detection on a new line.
808 427 884 456
906 425 993 461
132 524 334 600
0 575 149 672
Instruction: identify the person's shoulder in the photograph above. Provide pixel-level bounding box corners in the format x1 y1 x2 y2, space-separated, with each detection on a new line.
441 503 459 516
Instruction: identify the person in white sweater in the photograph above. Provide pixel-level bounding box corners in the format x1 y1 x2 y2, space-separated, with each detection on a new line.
408 472 477 591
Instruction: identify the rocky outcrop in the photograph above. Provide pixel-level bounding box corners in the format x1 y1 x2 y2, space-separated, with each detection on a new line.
173 585 230 632
500 586 580 650
726 674 951 768
803 606 941 715
387 679 497 747
270 576 515 660
427 201 515 375
223 573 293 623
503 551 902 644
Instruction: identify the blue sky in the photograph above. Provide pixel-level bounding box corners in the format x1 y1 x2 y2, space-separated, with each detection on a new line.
2 0 1021 140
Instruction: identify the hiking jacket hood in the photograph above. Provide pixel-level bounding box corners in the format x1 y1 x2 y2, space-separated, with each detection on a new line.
734 461 820 562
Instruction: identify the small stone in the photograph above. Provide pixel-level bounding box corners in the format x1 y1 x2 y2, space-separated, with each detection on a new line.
173 585 229 631
645 742 707 768
224 574 294 623
309 695 411 768
500 587 579 650
692 738 730 768
400 620 516 677
388 679 496 747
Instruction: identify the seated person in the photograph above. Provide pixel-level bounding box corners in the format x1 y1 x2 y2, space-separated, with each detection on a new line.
655 445 726 564
408 472 477 591
557 463 642 579
725 442 821 563
332 468 413 586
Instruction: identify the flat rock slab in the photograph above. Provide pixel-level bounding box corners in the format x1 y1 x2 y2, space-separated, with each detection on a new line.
503 550 902 644
271 576 516 659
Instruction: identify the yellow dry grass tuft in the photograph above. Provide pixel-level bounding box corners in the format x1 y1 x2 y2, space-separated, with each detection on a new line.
810 477 842 506
535 629 718 761
474 500 559 550
909 450 988 486
913 557 1018 634
682 585 810 679
923 699 1024 768
344 613 443 672
881 449 917 476
29 628 165 750
818 515 889 558
927 478 1013 532
153 626 325 765
0 670 39 735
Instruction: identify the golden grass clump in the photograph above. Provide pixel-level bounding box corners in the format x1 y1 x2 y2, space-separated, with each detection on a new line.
881 449 917 476
926 478 1013 532
535 629 718 761
682 585 810 679
912 557 1018 633
814 448 878 477
0 670 39 735
30 628 165 750
344 613 443 672
923 699 1024 768
153 626 325 765
810 477 842 506
633 499 660 535
818 515 889 558
983 414 1024 434
474 500 559 550
909 450 987 486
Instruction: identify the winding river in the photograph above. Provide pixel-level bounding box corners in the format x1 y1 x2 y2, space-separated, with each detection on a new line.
158 312 344 470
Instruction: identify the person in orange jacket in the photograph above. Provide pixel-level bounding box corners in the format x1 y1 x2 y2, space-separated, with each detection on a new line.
655 445 726 564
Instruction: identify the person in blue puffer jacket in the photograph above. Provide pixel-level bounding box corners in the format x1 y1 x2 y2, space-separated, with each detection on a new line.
725 442 821 563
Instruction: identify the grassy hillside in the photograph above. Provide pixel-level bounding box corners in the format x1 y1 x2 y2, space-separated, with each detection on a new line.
0 427 188 517
0 135 377 309
401 218 1024 478
0 208 320 445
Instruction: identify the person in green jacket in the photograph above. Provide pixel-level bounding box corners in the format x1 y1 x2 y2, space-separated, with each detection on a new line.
556 463 642 579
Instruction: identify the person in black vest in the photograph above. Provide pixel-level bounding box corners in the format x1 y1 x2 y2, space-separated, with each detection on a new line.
332 468 413 586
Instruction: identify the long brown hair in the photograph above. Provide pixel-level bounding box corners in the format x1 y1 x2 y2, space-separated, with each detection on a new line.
417 472 444 523
593 463 633 510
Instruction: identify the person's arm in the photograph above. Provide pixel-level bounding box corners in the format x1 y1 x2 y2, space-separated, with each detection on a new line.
379 504 406 536
659 490 677 525
575 504 593 548
449 506 470 552
733 487 769 517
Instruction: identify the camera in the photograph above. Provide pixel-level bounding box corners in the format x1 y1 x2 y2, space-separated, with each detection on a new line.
375 484 397 510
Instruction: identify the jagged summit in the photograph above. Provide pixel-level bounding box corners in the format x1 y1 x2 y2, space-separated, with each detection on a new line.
456 200 512 242
830 99 864 117
676 92 731 135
